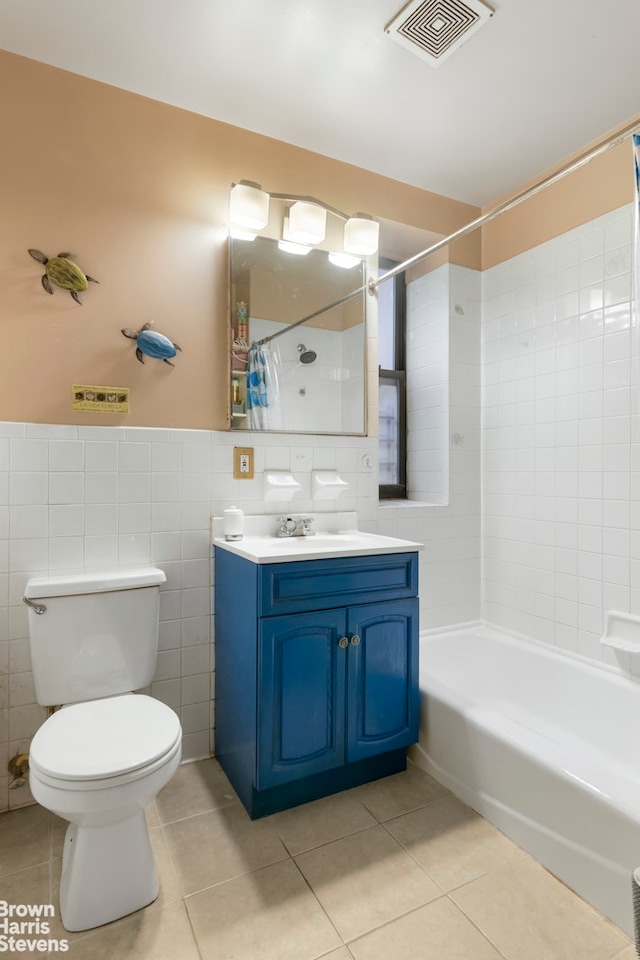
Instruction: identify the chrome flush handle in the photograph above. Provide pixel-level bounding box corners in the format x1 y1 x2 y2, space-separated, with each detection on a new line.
23 596 46 615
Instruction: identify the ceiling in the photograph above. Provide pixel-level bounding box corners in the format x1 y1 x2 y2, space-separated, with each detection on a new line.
1 0 639 207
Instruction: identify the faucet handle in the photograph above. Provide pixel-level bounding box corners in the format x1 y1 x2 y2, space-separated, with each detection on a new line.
300 516 315 535
276 515 296 536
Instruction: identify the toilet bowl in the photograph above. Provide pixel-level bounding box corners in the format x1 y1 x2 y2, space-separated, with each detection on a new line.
29 693 182 932
24 567 184 932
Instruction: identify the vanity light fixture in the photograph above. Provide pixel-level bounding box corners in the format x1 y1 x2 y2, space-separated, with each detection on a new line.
277 239 312 256
286 201 327 245
343 214 380 256
279 216 313 255
328 251 361 269
229 181 270 230
229 227 258 241
229 182 380 256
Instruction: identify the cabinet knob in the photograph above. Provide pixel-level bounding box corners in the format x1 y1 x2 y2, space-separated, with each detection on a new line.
338 637 349 648
350 635 361 646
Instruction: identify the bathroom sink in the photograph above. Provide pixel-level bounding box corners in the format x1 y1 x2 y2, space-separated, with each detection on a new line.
212 519 422 564
270 534 375 549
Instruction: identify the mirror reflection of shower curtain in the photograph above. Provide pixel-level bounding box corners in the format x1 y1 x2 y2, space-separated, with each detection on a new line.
634 135 640 381
246 343 283 430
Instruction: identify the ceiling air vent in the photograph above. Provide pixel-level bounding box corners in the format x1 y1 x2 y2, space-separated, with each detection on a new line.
385 0 494 67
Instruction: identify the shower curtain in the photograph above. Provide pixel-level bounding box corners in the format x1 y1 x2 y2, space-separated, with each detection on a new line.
246 343 282 430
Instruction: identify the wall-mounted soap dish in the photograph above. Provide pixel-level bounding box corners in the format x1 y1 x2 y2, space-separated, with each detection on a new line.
312 471 349 501
600 610 640 677
264 471 302 503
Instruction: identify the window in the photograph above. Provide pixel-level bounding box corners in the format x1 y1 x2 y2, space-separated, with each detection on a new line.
378 259 406 499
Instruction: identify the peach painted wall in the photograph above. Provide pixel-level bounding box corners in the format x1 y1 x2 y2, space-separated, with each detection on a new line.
0 50 480 430
481 116 640 269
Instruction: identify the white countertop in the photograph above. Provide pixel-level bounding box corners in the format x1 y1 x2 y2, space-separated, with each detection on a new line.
212 512 423 564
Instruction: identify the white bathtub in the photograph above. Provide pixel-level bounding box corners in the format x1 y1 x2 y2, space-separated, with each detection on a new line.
410 624 640 936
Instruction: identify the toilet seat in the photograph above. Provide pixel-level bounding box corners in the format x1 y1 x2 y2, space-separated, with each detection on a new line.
30 694 182 785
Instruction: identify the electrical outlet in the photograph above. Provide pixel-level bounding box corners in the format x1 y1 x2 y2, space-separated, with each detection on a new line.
234 446 254 479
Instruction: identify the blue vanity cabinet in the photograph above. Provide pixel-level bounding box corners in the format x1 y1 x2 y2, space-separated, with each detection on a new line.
214 548 419 818
257 608 348 788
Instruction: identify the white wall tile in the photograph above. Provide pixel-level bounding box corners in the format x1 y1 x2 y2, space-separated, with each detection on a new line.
48 504 84 538
10 439 48 472
84 473 117 503
85 441 118 472
48 440 84 472
10 505 48 539
10 473 47 506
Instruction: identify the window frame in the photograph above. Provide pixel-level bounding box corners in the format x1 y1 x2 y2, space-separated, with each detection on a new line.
378 259 407 499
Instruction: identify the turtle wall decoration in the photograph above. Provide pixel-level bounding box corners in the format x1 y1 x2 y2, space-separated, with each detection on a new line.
28 249 99 305
122 322 182 366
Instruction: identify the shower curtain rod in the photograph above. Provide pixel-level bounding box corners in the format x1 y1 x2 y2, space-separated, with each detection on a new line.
372 116 640 290
253 116 639 349
253 286 368 347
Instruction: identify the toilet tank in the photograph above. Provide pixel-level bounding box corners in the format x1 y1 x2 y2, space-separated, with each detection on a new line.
24 567 167 706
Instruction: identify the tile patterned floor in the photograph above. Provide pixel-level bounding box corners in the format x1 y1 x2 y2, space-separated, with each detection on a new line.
0 758 635 960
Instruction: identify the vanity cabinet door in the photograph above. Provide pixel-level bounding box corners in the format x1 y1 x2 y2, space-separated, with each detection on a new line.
346 598 419 763
257 609 347 789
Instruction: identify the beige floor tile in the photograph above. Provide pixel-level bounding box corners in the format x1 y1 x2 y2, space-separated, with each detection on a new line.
321 951 355 960
154 757 238 824
386 794 524 891
0 803 51 877
62 900 200 960
145 802 160 829
269 790 377 855
349 896 506 960
147 827 181 906
451 857 628 960
186 858 342 960
0 860 51 908
163 801 289 895
295 823 442 941
352 763 450 822
611 946 636 960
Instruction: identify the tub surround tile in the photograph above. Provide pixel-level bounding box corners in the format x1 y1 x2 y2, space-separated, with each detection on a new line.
185 858 342 960
450 856 629 960
294 824 443 941
349 896 505 960
385 794 525 891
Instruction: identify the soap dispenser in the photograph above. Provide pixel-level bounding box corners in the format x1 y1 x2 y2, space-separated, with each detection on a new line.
223 506 244 541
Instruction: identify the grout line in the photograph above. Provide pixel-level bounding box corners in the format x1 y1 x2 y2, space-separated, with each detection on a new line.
288 855 349 955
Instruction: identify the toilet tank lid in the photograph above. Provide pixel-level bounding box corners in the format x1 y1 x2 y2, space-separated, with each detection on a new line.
24 566 167 599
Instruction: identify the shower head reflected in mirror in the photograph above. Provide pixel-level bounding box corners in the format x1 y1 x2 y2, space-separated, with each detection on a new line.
297 344 317 364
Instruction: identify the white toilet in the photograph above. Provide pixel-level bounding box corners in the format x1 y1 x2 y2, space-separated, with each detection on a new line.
23 567 182 932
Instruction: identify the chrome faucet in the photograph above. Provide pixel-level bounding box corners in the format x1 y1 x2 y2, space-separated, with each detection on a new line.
276 515 315 538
